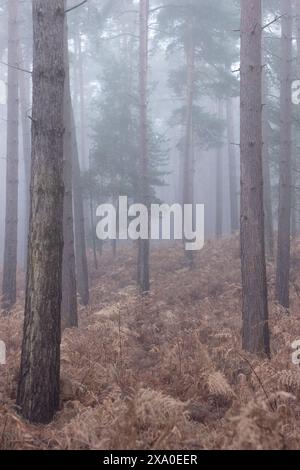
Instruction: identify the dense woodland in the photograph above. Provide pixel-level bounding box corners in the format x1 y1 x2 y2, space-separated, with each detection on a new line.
0 0 300 452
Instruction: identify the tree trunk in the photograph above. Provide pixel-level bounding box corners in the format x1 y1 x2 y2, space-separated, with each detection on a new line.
72 108 90 306
183 21 195 266
19 47 32 272
138 0 150 293
240 0 270 356
216 100 223 239
262 104 274 259
89 151 98 270
61 14 78 329
2 0 19 311
293 0 300 236
276 0 292 308
76 30 92 276
262 41 274 259
226 98 239 233
77 32 87 170
17 0 65 424
262 141 274 259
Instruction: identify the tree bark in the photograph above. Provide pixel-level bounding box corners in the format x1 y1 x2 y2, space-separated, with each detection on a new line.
292 0 300 236
276 0 292 308
61 14 78 329
17 0 65 424
240 0 270 356
138 0 150 293
2 0 19 311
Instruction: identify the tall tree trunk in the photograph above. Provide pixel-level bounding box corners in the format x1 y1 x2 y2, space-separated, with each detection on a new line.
61 13 78 329
226 98 239 233
19 48 32 272
276 0 293 308
2 0 19 311
17 0 65 424
77 32 87 170
138 0 150 293
89 151 98 270
183 21 195 265
262 140 274 259
216 100 223 239
72 108 90 306
262 42 274 259
262 108 274 259
293 0 300 236
72 31 89 306
240 0 270 356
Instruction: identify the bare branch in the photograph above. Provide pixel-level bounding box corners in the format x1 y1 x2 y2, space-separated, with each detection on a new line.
262 14 283 30
149 4 188 14
0 60 32 74
65 0 87 14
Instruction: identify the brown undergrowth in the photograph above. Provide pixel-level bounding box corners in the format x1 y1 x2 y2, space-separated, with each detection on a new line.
1 237 300 449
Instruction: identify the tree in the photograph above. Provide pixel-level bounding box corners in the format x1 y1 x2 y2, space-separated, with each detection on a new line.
294 0 300 237
262 14 274 259
72 108 90 306
182 14 196 262
89 7 167 268
19 49 32 272
17 0 65 424
61 10 78 329
262 121 274 259
67 0 121 305
240 0 270 356
18 0 33 271
276 0 293 308
2 0 19 311
156 0 239 248
73 27 91 305
138 0 150 292
262 36 274 259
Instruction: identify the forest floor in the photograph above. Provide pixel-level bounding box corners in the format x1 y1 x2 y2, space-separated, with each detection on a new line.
1 237 300 450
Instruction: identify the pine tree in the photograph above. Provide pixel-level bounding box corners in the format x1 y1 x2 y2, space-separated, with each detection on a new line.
2 0 19 311
276 0 293 308
17 0 65 424
61 10 78 329
138 0 150 292
240 0 270 356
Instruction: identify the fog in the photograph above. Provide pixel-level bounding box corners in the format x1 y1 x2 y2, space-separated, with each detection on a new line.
0 0 243 268
0 0 299 450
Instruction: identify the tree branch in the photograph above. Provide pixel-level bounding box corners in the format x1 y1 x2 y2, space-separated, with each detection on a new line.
149 4 188 14
262 14 283 30
65 0 87 14
0 60 32 74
